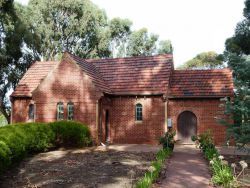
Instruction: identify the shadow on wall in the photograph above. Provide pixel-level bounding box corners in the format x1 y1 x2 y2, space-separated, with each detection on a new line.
32 60 99 139
110 96 165 145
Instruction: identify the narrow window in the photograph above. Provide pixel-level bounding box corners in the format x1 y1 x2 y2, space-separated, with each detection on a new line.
28 104 34 120
67 102 74 120
57 102 64 120
135 103 143 121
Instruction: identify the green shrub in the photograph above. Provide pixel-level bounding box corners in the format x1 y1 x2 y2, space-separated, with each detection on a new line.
204 147 219 160
49 121 91 147
198 130 215 152
0 121 91 174
159 130 176 151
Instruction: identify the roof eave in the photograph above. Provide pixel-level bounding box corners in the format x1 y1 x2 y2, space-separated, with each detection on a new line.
168 95 233 99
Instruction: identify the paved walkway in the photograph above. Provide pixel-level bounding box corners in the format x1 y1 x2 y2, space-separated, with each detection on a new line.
156 145 213 188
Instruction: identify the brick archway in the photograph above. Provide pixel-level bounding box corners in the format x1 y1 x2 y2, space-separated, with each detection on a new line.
177 111 197 144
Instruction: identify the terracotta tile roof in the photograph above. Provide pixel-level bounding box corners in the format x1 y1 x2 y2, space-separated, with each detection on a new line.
11 61 58 97
69 54 112 93
11 52 234 98
170 69 234 97
86 54 173 94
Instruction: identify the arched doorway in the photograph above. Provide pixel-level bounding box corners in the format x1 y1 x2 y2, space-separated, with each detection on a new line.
177 111 197 144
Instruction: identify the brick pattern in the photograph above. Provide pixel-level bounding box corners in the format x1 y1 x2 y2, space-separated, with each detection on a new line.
12 98 32 123
104 96 165 144
13 58 102 141
168 98 228 145
11 53 234 146
69 53 111 93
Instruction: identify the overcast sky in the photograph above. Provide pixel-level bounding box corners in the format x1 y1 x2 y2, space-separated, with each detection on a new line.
16 0 245 66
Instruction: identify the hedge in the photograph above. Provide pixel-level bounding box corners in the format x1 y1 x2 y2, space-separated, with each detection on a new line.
0 121 91 173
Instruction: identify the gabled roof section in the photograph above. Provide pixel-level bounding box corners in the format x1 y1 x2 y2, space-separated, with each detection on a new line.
67 53 112 94
86 54 174 95
170 69 234 98
11 61 58 97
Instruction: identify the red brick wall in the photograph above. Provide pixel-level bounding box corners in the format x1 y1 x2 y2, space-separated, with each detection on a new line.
168 98 227 145
12 98 32 123
104 96 165 145
12 59 102 141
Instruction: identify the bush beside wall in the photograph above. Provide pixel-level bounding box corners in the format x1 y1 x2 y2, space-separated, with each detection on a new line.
0 121 91 173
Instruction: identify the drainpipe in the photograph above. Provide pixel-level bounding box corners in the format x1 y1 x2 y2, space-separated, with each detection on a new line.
96 99 100 144
163 94 169 133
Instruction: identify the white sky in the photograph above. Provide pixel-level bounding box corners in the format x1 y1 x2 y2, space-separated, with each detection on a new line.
16 0 245 66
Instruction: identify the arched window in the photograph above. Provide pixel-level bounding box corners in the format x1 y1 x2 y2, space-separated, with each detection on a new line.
135 103 143 121
28 104 34 120
67 102 74 120
57 102 64 120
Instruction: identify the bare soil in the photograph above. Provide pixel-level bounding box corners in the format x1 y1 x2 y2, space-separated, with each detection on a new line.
0 147 155 188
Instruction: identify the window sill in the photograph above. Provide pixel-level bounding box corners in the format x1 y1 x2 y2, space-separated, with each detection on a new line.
135 121 143 124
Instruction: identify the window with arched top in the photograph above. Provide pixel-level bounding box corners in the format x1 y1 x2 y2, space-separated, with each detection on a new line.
135 103 143 121
67 102 74 120
57 102 64 120
28 104 34 120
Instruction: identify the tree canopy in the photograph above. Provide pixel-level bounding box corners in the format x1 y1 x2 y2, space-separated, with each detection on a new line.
178 51 224 69
221 0 250 148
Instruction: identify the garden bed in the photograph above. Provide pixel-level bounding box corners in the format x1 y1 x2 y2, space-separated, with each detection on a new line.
223 154 250 187
0 148 156 188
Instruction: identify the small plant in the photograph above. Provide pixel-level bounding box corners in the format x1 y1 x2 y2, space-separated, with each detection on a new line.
159 130 176 151
195 130 237 187
136 148 172 188
204 147 219 160
210 157 234 187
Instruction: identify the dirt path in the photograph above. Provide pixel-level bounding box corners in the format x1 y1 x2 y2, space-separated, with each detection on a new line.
154 145 213 188
0 147 156 188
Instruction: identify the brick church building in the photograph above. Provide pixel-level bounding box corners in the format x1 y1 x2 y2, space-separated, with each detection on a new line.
10 52 234 145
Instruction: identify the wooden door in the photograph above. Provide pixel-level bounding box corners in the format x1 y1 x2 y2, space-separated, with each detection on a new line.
177 111 197 144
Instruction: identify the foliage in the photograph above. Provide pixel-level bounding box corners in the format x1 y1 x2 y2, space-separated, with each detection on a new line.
49 121 91 147
210 158 234 187
178 51 224 69
0 113 7 126
0 1 36 123
157 40 173 55
159 130 176 150
126 28 159 57
195 131 235 187
109 17 132 57
222 0 250 148
26 0 110 60
225 0 250 55
136 148 172 188
0 121 91 174
197 130 215 152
